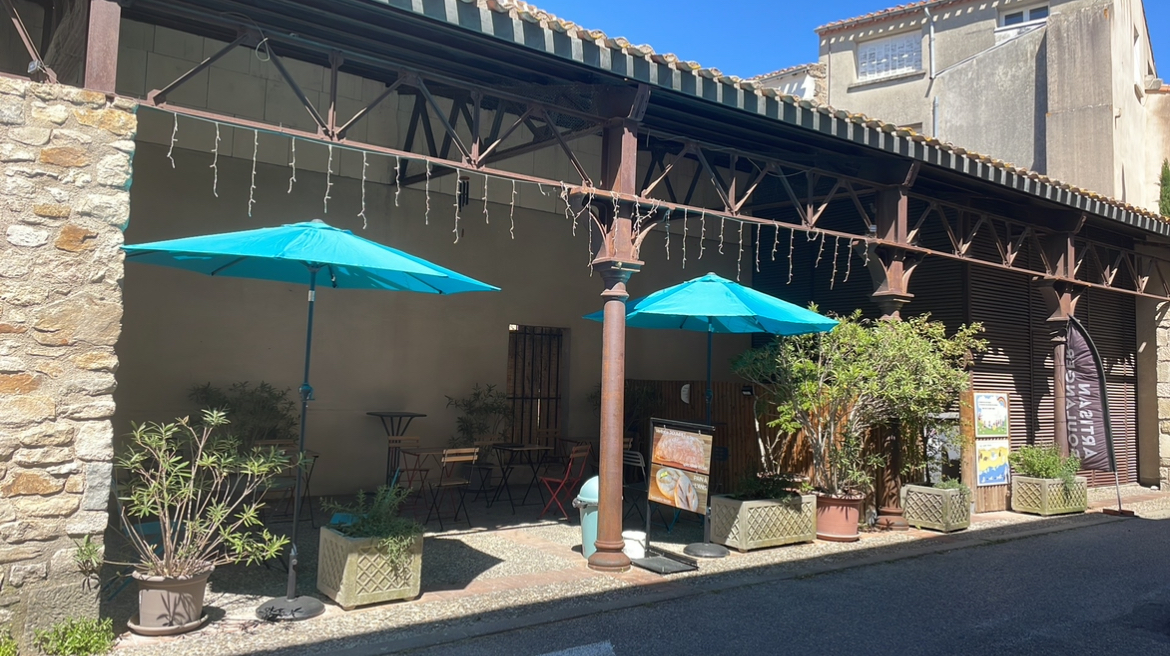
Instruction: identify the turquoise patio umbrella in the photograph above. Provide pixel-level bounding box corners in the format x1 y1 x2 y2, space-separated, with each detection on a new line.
584 272 836 425
123 219 498 621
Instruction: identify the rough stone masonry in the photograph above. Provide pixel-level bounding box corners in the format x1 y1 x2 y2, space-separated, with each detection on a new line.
0 75 132 645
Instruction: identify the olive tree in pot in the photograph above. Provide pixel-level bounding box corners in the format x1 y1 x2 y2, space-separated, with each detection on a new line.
1009 445 1087 516
318 486 424 610
735 312 984 542
116 410 291 635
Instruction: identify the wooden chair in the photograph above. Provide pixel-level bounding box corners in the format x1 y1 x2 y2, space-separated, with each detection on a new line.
424 447 479 530
538 444 591 519
391 436 427 497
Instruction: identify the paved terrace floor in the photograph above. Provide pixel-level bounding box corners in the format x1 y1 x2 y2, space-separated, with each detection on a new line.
106 483 1170 655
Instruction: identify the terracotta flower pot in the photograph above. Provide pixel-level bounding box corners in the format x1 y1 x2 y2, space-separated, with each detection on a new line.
129 567 212 635
815 493 864 542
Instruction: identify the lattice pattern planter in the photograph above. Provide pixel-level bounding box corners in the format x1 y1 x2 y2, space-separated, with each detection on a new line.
317 527 423 610
1010 476 1088 516
901 484 970 533
710 493 816 552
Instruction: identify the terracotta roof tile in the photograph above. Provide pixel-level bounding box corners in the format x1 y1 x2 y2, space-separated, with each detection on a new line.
450 0 1168 224
749 63 817 81
815 0 972 34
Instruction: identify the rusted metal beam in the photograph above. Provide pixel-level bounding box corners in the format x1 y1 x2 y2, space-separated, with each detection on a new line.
336 76 406 139
417 78 471 163
267 50 330 135
148 31 247 103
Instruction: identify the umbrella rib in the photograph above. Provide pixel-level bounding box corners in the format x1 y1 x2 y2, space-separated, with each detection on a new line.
210 256 249 276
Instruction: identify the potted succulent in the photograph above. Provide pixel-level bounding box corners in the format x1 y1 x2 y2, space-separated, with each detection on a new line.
1009 444 1087 516
710 473 816 552
901 479 971 532
115 410 291 635
735 312 984 542
318 486 424 610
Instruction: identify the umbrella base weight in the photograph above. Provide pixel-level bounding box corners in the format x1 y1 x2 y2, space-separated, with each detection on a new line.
683 542 729 559
256 595 326 622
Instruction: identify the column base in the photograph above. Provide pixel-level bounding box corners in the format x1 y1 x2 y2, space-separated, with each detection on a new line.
587 542 631 572
875 507 909 531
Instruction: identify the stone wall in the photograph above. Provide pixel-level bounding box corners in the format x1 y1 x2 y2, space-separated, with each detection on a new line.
0 76 132 646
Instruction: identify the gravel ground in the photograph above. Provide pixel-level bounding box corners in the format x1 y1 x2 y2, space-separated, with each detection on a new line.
108 486 1170 655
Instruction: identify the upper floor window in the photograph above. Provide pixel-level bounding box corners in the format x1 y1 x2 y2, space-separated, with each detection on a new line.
1001 4 1049 27
857 33 922 82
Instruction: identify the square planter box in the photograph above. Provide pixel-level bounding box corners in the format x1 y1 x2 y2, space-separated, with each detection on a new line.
317 527 423 610
1010 475 1088 516
901 484 971 533
710 493 816 552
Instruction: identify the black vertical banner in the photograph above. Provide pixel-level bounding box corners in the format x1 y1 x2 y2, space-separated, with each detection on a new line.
1064 315 1115 472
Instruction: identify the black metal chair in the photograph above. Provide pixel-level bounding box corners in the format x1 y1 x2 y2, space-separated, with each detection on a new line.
424 447 479 530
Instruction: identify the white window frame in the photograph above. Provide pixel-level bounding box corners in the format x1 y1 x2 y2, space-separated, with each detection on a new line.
856 32 922 83
999 4 1049 28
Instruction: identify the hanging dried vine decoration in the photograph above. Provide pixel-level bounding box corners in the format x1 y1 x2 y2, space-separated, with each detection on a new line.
247 129 258 217
771 221 780 261
452 172 461 243
359 152 368 229
736 220 744 281
482 173 491 224
167 113 178 169
755 224 761 273
844 239 854 283
287 138 297 193
815 231 826 268
394 156 401 207
829 235 840 289
787 228 795 284
509 179 517 239
424 160 431 225
681 208 689 269
209 123 220 198
699 213 707 260
664 209 671 261
719 216 726 254
323 143 333 214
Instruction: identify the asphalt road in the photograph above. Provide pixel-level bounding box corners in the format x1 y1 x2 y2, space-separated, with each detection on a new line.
405 517 1170 656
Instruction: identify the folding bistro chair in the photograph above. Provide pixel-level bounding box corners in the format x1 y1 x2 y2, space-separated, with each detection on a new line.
424 447 479 530
392 436 427 498
621 449 679 530
538 444 591 519
255 439 319 528
470 438 507 503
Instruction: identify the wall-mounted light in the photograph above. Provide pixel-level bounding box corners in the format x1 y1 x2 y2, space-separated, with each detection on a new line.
741 385 754 397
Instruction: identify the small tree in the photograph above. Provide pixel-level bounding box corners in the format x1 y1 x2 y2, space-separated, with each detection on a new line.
1160 159 1170 218
446 383 512 446
189 381 298 449
734 311 984 497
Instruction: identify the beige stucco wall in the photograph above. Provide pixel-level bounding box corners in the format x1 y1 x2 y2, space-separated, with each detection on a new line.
115 134 752 497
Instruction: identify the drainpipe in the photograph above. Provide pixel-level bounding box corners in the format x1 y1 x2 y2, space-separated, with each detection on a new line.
925 5 936 79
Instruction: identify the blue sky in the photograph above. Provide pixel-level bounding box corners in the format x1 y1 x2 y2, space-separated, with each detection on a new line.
535 1 1169 80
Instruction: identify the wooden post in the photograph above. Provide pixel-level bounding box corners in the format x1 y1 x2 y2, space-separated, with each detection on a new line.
1040 233 1081 458
588 116 642 573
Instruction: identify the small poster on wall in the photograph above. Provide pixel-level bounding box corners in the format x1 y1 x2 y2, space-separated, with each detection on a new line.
976 438 1011 486
974 392 1010 438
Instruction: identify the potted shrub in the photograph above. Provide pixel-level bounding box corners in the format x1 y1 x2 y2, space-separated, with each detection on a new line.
189 381 298 450
735 312 984 542
1009 445 1087 516
318 486 424 610
902 479 971 532
116 410 291 635
446 383 512 447
710 473 816 552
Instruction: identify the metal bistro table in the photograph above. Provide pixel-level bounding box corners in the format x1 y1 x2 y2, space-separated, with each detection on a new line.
367 411 426 485
491 443 553 514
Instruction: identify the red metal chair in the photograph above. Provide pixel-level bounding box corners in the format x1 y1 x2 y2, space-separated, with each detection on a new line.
538 444 591 519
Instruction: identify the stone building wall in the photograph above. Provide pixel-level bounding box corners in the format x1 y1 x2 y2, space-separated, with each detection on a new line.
0 76 132 645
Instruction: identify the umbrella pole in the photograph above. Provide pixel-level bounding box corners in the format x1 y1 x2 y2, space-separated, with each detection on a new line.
684 326 729 559
705 328 713 426
258 268 326 621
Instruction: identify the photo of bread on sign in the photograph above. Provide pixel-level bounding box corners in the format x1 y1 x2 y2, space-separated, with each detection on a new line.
653 431 707 472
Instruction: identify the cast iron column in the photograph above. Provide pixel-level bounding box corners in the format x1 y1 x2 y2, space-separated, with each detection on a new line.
588 112 643 572
865 186 919 531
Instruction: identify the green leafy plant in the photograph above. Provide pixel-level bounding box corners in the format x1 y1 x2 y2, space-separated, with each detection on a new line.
1009 444 1081 487
734 311 984 498
1159 159 1170 218
0 628 16 656
189 381 298 450
446 384 512 447
73 535 102 589
732 472 803 501
33 618 114 656
116 410 291 578
934 477 971 497
323 486 423 562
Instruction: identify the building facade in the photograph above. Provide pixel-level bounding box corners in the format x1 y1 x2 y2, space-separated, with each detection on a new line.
816 0 1169 214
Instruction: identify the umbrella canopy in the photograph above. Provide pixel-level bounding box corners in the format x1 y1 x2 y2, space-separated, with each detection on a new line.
584 272 837 335
123 219 497 621
123 219 498 294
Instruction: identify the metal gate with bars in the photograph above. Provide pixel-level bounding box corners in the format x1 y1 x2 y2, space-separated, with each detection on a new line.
506 326 564 446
